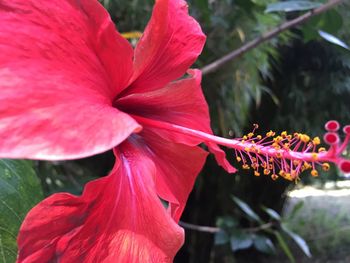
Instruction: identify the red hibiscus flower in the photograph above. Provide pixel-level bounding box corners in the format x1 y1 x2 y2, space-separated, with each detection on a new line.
0 0 232 262
0 0 349 262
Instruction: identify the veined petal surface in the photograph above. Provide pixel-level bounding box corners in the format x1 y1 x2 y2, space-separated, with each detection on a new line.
0 0 139 160
118 70 236 173
122 0 206 96
137 129 208 222
18 139 186 263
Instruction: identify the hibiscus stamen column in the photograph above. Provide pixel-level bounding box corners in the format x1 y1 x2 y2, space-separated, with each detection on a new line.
132 115 350 181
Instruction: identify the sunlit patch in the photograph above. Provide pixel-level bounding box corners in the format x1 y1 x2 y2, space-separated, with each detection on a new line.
289 183 350 198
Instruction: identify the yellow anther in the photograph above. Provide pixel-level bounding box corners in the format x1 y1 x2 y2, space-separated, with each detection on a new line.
264 169 270 175
252 163 259 170
318 147 326 152
293 160 301 166
311 153 318 161
286 135 292 140
256 135 262 140
281 131 288 137
266 130 275 137
302 162 312 171
254 171 260 177
276 152 283 158
244 147 251 152
236 156 242 162
269 157 274 163
301 134 310 143
248 132 254 138
272 143 281 150
291 170 297 178
283 143 290 149
312 137 321 145
271 174 279 180
284 173 292 180
261 162 267 168
311 169 318 177
273 136 283 143
322 163 330 171
242 164 250 170
243 135 248 140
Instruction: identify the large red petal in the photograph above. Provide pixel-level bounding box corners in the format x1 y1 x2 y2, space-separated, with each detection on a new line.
117 70 209 132
18 140 184 262
117 70 236 173
0 1 139 159
120 0 206 96
138 129 208 222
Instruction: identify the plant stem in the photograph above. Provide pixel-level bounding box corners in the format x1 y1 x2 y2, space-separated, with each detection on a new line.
179 221 221 233
201 0 344 76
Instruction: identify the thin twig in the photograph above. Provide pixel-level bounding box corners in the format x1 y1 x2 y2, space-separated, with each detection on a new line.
246 222 274 233
201 0 344 75
179 221 274 234
179 221 221 233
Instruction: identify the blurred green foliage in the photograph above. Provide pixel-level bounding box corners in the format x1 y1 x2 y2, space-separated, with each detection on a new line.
0 160 43 262
214 197 310 263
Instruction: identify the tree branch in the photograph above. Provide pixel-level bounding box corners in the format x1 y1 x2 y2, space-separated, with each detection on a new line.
179 221 274 234
179 221 221 234
201 0 344 76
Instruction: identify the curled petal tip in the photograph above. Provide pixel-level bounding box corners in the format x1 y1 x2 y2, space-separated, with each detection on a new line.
325 120 340 132
323 132 339 145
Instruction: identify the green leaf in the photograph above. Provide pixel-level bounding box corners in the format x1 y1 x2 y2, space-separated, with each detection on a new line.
214 230 230 245
232 196 262 223
0 159 43 262
320 10 343 34
216 216 238 229
230 231 253 251
261 206 281 221
274 231 295 263
194 0 211 24
253 235 275 254
265 1 322 13
281 224 312 258
301 9 343 42
318 30 349 50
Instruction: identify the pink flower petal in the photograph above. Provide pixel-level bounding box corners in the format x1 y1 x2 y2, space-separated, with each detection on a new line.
0 1 139 160
122 0 206 96
117 70 236 173
117 70 209 133
139 129 208 222
18 140 184 262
